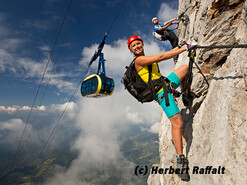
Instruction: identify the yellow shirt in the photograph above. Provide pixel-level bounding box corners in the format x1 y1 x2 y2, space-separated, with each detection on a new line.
137 63 163 94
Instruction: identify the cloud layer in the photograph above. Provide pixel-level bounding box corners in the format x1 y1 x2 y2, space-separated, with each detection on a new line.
44 36 176 185
44 3 179 181
0 2 179 184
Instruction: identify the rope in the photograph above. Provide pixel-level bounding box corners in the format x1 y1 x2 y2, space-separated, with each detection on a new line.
106 0 128 35
23 0 81 153
36 0 128 158
180 50 210 95
13 0 73 161
197 44 247 49
193 60 210 88
36 66 90 158
180 51 194 94
181 43 247 92
178 43 247 95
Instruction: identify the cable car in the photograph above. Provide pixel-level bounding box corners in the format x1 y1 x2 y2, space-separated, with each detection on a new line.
81 74 114 97
81 35 115 98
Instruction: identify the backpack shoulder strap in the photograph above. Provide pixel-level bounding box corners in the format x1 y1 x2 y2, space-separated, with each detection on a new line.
147 64 156 100
147 64 152 82
156 63 161 73
129 57 136 67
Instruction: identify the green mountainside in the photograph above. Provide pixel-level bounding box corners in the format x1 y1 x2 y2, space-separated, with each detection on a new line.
0 124 159 185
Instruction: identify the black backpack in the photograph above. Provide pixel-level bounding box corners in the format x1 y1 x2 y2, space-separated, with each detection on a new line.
122 59 170 105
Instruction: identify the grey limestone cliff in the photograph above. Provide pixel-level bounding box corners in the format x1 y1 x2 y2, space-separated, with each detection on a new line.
148 0 247 184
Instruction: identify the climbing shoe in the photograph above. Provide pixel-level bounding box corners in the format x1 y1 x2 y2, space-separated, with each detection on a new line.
182 92 190 106
176 155 190 182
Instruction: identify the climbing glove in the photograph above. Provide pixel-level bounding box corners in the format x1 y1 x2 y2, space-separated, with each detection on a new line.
178 40 187 48
186 43 197 51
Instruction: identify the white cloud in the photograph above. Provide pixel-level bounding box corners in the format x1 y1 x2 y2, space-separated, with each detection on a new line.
0 118 23 130
149 122 160 134
17 58 48 77
0 118 33 149
23 19 53 31
1 38 24 51
43 35 178 184
0 102 79 152
44 88 163 184
0 2 182 183
125 106 143 124
0 106 18 114
0 102 79 116
49 101 79 119
0 15 77 94
0 13 10 37
0 8 176 96
79 37 172 79
0 43 76 93
39 45 51 52
157 3 178 21
0 105 47 114
1 23 177 183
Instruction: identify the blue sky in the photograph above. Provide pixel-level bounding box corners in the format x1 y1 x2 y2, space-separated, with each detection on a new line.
0 1 179 183
0 0 178 107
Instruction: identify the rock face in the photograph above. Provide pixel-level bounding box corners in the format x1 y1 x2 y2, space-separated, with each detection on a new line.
148 0 247 184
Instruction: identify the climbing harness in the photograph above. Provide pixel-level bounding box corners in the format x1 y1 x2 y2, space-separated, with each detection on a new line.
155 78 177 105
162 49 196 104
159 49 201 104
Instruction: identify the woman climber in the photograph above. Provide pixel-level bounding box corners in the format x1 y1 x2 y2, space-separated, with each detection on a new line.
127 35 196 181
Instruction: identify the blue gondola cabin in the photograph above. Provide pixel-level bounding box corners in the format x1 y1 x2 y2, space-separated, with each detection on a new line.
81 74 115 98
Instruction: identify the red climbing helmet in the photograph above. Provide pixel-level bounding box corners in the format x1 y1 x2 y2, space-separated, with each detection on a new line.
127 35 143 47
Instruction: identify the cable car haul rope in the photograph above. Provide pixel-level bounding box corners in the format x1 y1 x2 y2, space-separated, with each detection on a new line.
33 0 127 158
15 0 247 162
